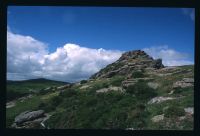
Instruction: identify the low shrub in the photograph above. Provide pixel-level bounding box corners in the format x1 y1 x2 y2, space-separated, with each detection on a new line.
110 76 125 86
164 105 185 117
80 80 87 84
7 90 29 101
38 87 53 95
61 88 77 97
126 81 157 100
131 71 145 78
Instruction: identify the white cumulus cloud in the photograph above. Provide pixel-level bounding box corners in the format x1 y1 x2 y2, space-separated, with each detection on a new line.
143 45 194 66
7 30 193 82
7 31 122 82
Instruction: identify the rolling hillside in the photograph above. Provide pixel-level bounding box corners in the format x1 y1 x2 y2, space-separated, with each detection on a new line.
6 50 194 130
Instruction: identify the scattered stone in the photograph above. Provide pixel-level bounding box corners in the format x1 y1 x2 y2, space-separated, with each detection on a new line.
57 84 71 90
18 94 33 102
122 79 137 88
6 101 16 108
135 78 154 81
11 110 50 129
44 87 52 91
80 85 90 89
125 128 136 130
157 73 173 77
96 88 110 93
101 69 119 78
168 90 174 95
14 110 45 124
109 86 124 92
40 114 51 128
96 86 124 93
147 82 159 89
179 116 186 121
184 107 194 115
157 66 179 72
151 114 164 123
173 78 194 88
182 78 194 83
148 96 175 104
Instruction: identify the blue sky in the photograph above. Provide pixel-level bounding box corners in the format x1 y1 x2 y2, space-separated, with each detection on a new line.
7 6 195 82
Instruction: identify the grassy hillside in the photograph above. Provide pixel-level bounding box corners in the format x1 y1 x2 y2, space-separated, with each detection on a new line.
6 65 194 129
7 78 67 101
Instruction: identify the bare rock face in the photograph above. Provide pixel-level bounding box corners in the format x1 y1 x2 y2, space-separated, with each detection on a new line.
90 50 164 79
152 59 164 69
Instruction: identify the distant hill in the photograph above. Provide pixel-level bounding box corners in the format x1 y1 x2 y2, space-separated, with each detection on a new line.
7 78 69 101
7 78 68 84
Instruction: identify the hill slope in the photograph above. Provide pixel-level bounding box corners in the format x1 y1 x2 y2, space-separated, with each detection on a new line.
6 50 194 130
7 78 69 101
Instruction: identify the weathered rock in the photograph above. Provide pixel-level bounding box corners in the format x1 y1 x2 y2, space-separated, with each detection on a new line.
109 86 124 92
173 78 194 88
101 69 120 78
96 88 110 93
148 97 175 104
152 59 164 69
147 82 159 89
57 84 71 90
40 114 51 128
18 94 33 102
44 87 52 91
125 128 136 130
96 86 124 93
184 107 193 115
6 101 16 108
182 78 194 83
135 78 154 81
168 90 174 95
79 85 90 89
122 79 137 88
14 110 45 124
90 50 164 79
151 114 164 123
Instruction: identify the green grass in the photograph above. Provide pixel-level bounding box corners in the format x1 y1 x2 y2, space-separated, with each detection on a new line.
45 89 154 129
131 71 145 78
126 81 157 100
7 78 67 101
6 95 42 127
164 105 185 118
6 65 194 129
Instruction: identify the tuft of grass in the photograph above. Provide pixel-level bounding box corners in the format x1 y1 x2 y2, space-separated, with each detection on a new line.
126 81 157 100
110 76 125 86
6 95 42 127
164 105 185 118
80 80 87 84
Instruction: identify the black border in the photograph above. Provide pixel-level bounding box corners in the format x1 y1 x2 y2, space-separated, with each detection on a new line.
0 0 199 136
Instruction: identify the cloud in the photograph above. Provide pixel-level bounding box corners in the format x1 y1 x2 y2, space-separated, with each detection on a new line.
7 30 193 82
7 31 122 82
181 8 195 21
143 45 193 66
